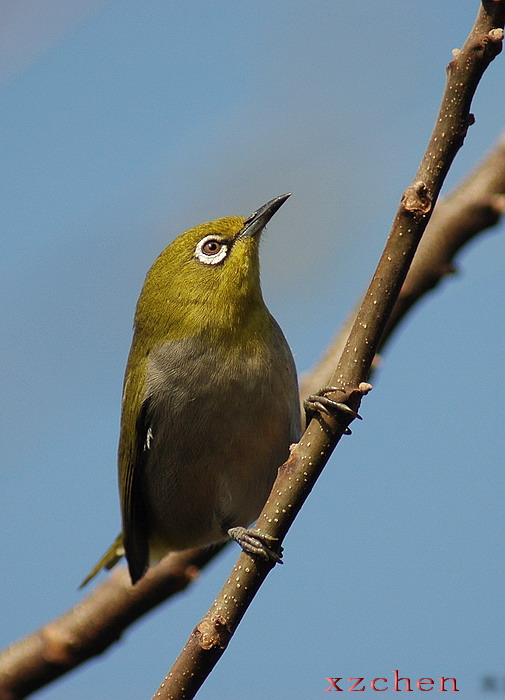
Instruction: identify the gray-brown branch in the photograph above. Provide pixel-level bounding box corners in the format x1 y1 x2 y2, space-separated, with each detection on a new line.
300 128 505 397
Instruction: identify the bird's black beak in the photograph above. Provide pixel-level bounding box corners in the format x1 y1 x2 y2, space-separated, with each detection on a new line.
238 193 291 239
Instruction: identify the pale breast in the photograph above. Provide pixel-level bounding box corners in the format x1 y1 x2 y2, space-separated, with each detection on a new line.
141 326 300 555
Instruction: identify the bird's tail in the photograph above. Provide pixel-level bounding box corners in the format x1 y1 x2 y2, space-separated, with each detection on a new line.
79 533 125 588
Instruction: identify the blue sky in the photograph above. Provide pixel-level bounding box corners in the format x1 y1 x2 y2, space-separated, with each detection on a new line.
1 2 504 699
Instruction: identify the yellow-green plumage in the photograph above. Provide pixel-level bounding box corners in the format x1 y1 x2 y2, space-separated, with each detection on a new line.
82 195 300 586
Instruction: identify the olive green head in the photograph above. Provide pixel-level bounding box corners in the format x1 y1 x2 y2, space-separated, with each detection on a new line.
134 194 291 342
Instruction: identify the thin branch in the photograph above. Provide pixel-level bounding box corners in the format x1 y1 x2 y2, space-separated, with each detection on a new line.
0 548 224 700
383 129 505 346
300 129 505 397
153 3 505 698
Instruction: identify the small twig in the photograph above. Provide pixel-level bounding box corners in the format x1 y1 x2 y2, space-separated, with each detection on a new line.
0 548 224 700
300 128 505 397
383 129 505 345
153 3 504 698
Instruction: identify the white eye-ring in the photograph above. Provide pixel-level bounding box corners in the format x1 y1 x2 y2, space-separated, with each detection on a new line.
194 235 229 265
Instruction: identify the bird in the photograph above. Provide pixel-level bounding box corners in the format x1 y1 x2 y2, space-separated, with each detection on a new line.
81 194 302 586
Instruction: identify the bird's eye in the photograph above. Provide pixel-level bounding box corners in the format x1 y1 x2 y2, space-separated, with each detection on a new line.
194 235 229 265
202 240 222 255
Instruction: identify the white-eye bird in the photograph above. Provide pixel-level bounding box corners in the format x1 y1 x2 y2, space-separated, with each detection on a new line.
82 194 301 586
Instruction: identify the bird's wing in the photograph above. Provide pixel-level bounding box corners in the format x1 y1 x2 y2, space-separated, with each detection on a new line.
118 363 152 584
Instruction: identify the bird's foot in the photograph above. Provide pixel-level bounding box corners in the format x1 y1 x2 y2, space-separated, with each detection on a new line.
304 385 363 434
305 385 362 419
228 526 283 564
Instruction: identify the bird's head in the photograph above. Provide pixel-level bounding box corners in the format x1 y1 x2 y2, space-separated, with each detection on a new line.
135 194 291 342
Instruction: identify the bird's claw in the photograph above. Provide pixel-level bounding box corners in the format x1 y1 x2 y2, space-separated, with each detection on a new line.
304 385 362 421
227 526 283 564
